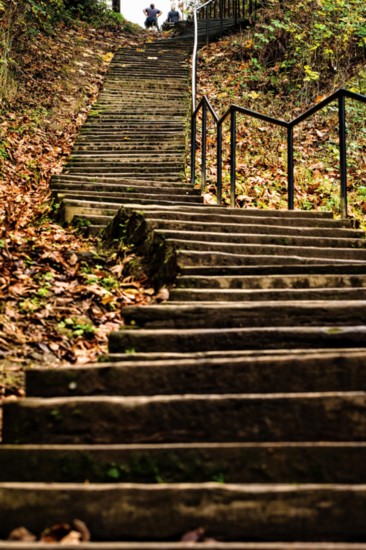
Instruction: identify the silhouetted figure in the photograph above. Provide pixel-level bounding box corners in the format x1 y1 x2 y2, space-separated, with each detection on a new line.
143 3 162 30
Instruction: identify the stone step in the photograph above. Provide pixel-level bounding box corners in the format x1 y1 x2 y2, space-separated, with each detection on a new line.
170 239 366 261
52 175 188 186
121 302 366 329
58 194 202 209
73 145 185 152
1 442 366 484
56 187 200 199
61 201 224 224
108 326 366 354
143 212 351 228
1 544 366 550
169 287 366 302
148 218 363 238
25 350 366 398
65 161 184 170
52 181 192 192
4 392 366 444
175 274 366 290
69 153 186 161
176 250 366 267
103 348 366 363
61 173 183 182
178 264 366 277
2 482 366 542
63 167 184 176
157 229 365 249
60 198 203 221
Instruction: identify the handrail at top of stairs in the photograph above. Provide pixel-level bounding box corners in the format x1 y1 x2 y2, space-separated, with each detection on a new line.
190 88 366 218
191 0 258 109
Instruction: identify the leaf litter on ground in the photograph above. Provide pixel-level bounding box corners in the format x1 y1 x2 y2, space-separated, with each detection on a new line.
0 20 154 401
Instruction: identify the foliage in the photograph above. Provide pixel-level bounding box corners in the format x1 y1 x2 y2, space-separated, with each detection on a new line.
195 0 366 224
0 12 150 398
227 0 366 98
0 0 132 102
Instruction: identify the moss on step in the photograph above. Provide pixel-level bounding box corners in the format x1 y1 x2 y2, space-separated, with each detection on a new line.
102 207 178 289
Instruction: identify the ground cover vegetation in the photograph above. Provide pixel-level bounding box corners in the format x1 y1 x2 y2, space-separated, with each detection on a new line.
0 1 154 398
195 0 366 221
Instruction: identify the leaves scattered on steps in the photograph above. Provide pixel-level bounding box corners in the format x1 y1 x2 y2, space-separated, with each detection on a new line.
8 519 90 544
0 21 152 398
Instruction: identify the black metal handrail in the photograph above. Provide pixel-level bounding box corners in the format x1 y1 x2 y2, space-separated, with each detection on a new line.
191 88 366 218
192 0 259 108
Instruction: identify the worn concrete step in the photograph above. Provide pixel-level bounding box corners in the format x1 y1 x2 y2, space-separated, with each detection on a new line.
57 194 202 208
56 188 200 200
61 173 183 182
178 263 366 277
52 175 189 187
170 239 366 260
175 274 366 290
102 347 366 363
69 153 185 161
80 122 185 129
1 442 366 484
4 392 366 444
25 350 366 398
148 218 363 238
1 544 366 550
63 168 185 177
140 208 348 225
170 287 366 302
121 302 366 329
176 250 366 267
61 201 225 224
65 162 184 170
52 181 192 192
60 199 203 224
73 144 185 152
108 326 366 354
2 482 366 541
157 229 365 249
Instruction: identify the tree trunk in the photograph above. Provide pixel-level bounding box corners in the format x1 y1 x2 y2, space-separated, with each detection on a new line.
112 0 121 12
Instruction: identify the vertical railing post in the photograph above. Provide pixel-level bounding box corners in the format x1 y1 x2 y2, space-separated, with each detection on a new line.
192 2 198 111
217 122 223 205
191 113 197 185
234 0 238 24
220 0 224 37
206 7 210 45
230 108 237 208
201 101 207 192
287 125 294 210
338 92 348 219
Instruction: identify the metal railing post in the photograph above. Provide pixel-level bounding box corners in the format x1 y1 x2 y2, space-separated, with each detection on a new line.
201 101 207 191
287 125 294 210
230 109 237 208
191 113 197 185
217 123 223 204
220 0 224 37
206 7 210 45
338 92 348 219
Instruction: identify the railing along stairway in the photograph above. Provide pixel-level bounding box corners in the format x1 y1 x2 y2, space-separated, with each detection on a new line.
2 1 366 547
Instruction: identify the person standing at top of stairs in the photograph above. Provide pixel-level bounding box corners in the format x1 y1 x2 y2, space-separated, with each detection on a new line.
143 3 163 30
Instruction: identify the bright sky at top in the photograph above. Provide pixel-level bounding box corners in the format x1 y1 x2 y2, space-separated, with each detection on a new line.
121 0 176 27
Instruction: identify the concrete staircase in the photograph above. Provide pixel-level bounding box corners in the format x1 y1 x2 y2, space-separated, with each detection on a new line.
2 21 366 550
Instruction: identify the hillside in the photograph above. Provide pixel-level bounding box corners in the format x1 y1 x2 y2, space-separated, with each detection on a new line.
0 6 153 398
196 0 366 222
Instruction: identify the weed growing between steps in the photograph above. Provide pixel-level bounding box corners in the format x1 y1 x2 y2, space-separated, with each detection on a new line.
195 0 366 224
0 19 155 399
